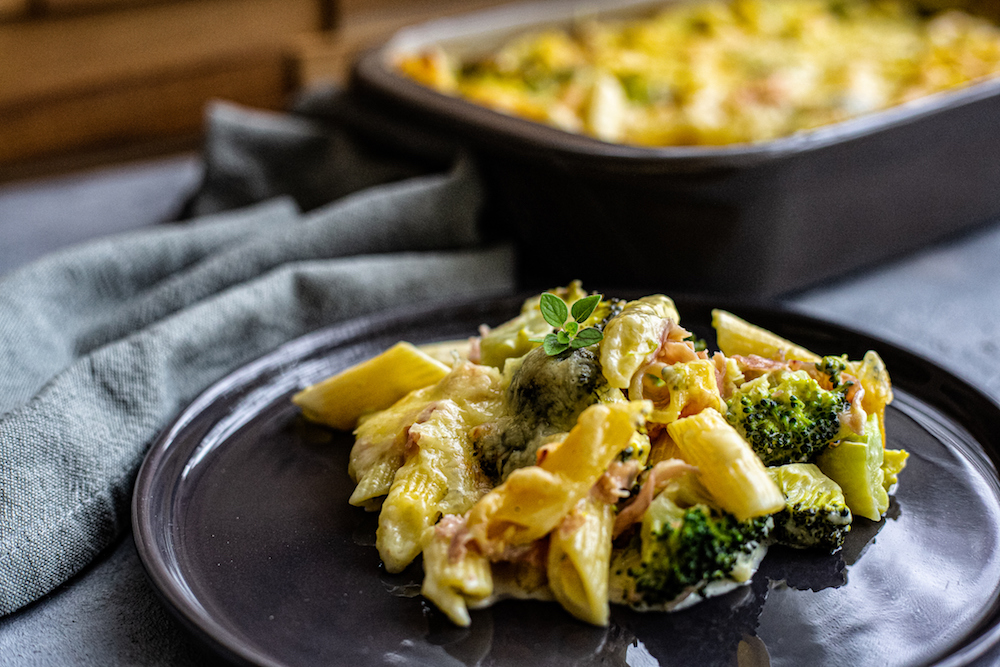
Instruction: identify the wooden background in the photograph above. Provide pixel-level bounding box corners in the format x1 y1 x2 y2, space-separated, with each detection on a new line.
0 0 508 181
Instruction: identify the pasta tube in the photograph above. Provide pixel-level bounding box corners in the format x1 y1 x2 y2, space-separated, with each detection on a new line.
600 295 680 389
377 401 493 572
667 408 785 521
646 358 725 425
293 342 450 430
348 385 440 507
547 497 615 626
712 309 820 363
847 350 894 447
421 522 493 627
377 447 447 572
348 362 502 507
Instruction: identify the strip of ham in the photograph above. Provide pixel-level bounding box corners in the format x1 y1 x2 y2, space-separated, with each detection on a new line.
590 459 642 505
612 458 696 538
840 384 868 435
437 513 476 564
732 354 791 379
468 334 482 364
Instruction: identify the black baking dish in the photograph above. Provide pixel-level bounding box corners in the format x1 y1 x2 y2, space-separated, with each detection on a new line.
349 0 1000 297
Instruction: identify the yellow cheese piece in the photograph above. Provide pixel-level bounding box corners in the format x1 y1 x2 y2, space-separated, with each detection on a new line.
292 341 450 431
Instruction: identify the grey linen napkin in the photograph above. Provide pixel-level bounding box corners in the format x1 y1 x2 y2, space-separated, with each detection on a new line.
0 102 515 617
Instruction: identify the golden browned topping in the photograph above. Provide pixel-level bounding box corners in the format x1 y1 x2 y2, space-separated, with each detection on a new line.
398 0 1000 146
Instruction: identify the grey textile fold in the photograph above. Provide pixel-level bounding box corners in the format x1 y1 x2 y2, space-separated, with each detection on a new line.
0 102 516 617
191 97 439 216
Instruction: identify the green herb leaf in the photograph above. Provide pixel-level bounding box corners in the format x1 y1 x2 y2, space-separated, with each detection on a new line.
571 327 603 348
543 333 570 356
571 294 602 323
539 293 568 329
536 291 607 356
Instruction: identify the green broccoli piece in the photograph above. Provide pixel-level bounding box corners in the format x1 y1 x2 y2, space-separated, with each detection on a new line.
726 370 853 466
766 463 852 552
617 477 772 609
814 355 848 389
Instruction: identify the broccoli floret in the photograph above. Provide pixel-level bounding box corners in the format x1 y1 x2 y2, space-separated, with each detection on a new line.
766 463 852 552
814 355 848 389
616 477 772 609
472 345 617 480
726 370 852 466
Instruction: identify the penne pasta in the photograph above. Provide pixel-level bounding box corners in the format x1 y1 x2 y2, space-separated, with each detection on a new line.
349 362 502 507
645 358 725 425
421 521 494 627
293 342 450 430
376 401 493 572
712 310 820 363
377 446 448 573
547 497 615 626
600 295 679 389
848 350 895 448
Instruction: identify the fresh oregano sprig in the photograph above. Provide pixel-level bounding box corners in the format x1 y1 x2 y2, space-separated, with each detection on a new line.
531 292 604 356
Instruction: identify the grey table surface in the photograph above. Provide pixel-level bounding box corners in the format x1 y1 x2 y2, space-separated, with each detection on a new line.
1 155 999 666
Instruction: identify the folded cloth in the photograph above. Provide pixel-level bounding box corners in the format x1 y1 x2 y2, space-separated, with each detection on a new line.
191 94 446 216
0 101 516 617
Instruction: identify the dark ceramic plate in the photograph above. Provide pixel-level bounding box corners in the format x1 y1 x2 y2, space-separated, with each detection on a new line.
133 295 1000 667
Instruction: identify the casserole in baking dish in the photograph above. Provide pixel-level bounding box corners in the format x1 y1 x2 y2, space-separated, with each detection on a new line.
351 0 1000 295
397 0 1000 148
